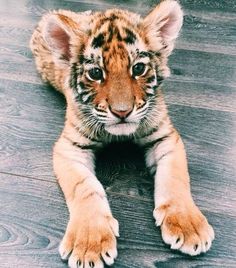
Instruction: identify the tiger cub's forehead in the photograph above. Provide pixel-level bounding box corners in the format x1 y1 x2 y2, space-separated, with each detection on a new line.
83 10 147 69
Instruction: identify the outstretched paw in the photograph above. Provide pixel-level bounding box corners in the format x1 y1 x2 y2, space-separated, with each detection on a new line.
154 201 214 256
59 200 119 267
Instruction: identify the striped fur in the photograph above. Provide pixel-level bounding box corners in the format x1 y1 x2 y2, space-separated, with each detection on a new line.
30 1 214 267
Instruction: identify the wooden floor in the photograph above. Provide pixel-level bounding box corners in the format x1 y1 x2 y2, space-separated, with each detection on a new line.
0 0 236 267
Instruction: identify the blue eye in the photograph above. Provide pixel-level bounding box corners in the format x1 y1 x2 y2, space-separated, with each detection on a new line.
88 67 103 81
132 63 146 77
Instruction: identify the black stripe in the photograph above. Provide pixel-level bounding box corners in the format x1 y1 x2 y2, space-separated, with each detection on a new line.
80 92 95 104
123 27 136 44
157 150 174 162
79 55 95 65
144 136 167 149
98 13 119 26
157 75 164 84
117 30 123 41
103 46 109 52
107 25 114 42
82 191 104 201
72 142 99 150
79 54 85 64
70 63 78 89
147 75 155 83
92 33 105 48
152 85 159 91
139 51 152 58
146 91 155 97
63 134 99 150
154 51 161 57
75 81 95 104
138 126 159 139
95 113 107 118
84 57 95 64
80 131 100 143
110 14 118 21
142 130 175 149
78 81 85 90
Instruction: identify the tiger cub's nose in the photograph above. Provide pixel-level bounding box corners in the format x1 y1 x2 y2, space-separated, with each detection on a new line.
110 107 133 119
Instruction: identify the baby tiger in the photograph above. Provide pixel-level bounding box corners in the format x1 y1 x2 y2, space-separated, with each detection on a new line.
30 0 214 267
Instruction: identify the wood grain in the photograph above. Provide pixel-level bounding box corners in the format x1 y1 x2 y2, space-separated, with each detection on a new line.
164 81 236 112
0 173 236 268
0 0 236 267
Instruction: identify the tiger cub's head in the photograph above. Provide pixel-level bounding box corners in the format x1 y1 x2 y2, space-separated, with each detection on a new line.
44 0 183 136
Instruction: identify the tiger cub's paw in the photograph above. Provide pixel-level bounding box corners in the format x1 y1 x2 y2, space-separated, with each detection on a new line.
59 209 119 268
154 201 215 256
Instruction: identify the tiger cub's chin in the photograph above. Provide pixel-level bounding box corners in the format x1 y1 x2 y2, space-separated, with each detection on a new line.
105 122 139 136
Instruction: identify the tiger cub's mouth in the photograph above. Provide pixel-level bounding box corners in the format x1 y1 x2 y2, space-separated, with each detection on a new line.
104 122 138 136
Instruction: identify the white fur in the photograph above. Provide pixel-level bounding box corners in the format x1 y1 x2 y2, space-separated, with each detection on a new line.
105 123 138 136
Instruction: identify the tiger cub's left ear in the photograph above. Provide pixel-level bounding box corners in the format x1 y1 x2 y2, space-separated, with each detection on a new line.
143 0 183 55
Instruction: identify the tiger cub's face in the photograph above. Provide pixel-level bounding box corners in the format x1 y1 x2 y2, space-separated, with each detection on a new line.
44 1 183 136
74 12 163 136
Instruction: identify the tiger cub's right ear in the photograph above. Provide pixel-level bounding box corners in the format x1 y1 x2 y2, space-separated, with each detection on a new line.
43 13 85 63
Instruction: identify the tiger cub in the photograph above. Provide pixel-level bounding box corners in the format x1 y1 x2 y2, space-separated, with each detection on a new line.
30 0 214 267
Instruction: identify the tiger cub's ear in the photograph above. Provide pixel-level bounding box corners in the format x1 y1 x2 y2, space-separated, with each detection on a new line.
43 13 85 64
143 0 183 55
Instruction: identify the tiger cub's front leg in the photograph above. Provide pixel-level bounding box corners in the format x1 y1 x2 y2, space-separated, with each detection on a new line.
144 128 214 255
53 126 119 268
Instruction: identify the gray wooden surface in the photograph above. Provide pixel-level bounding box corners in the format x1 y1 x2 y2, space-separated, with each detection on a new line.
0 0 236 267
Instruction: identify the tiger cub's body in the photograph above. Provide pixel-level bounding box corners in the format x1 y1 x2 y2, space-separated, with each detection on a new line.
30 1 214 267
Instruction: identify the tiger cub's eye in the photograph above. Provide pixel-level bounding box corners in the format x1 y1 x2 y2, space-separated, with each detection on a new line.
132 62 146 77
88 67 103 81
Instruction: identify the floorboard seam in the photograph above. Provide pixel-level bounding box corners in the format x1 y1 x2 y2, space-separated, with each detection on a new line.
0 171 153 202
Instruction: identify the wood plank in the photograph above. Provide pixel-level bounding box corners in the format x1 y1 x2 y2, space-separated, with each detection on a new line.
0 80 65 179
164 80 236 113
168 49 236 88
0 0 235 55
180 0 236 14
178 13 236 55
0 173 236 268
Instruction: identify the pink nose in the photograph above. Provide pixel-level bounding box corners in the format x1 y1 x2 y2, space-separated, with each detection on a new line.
111 107 133 119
